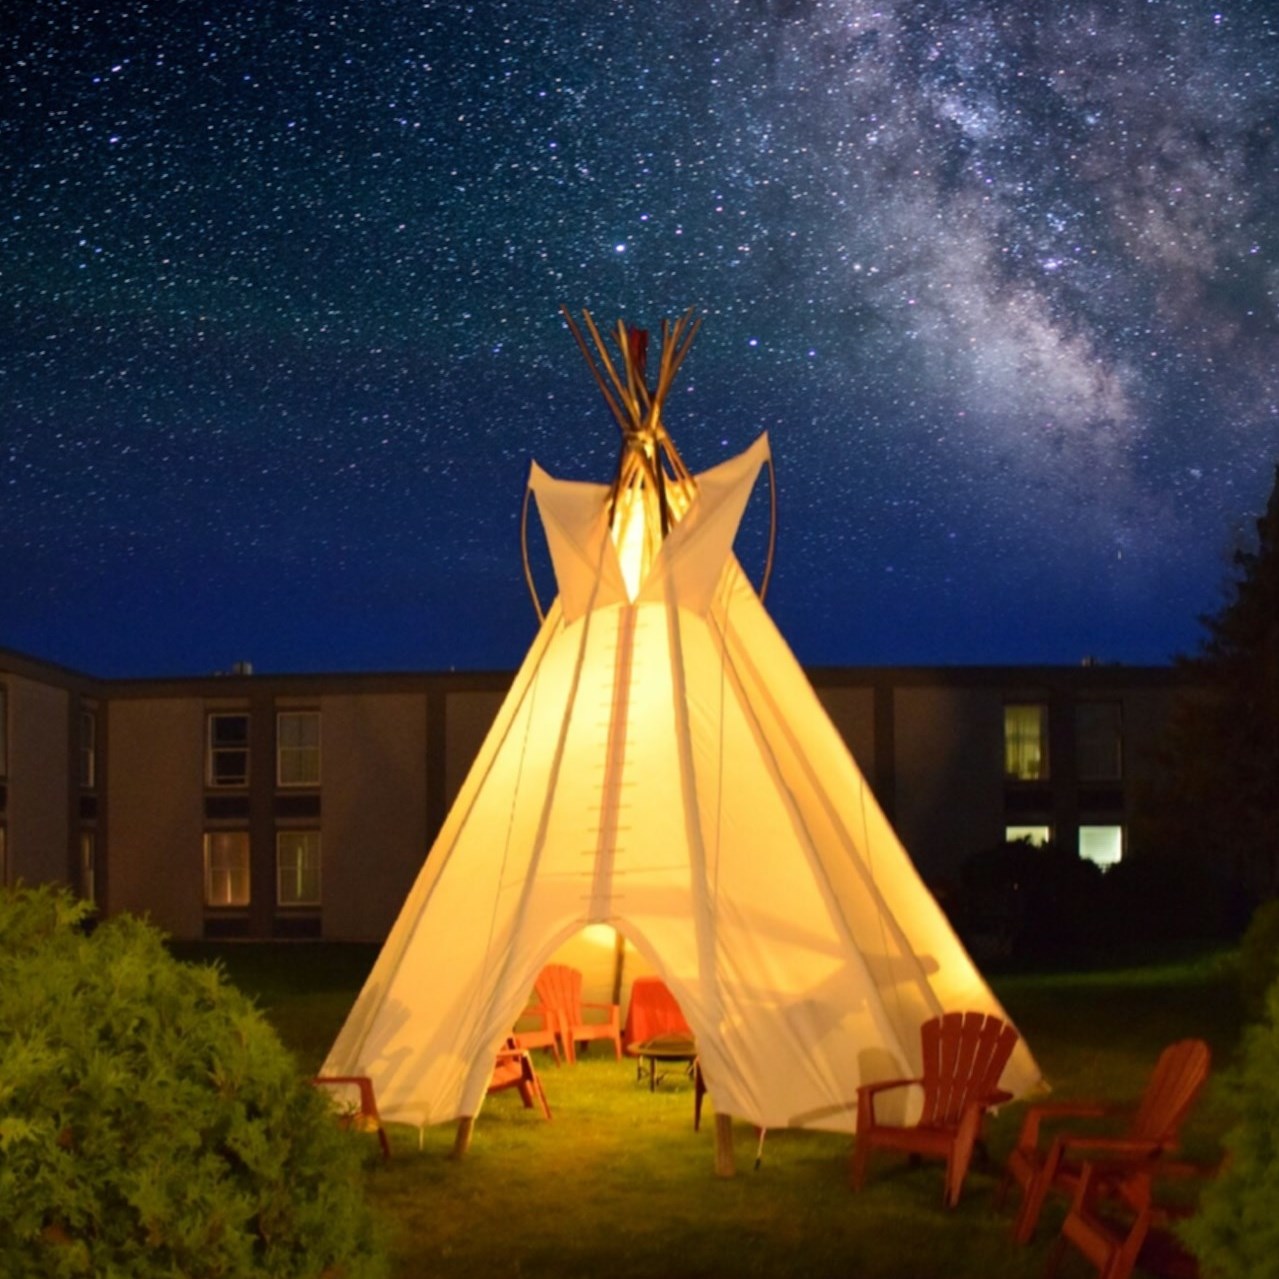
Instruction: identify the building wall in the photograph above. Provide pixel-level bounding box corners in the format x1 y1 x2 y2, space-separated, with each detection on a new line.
6 674 72 886
894 686 1005 880
1077 681 1179 856
1114 688 1176 816
814 685 876 790
322 693 429 940
106 697 205 936
0 644 1190 942
444 689 507 805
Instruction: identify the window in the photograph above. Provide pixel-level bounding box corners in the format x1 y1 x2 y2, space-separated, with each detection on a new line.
277 830 321 906
80 831 96 904
277 712 320 787
204 831 250 905
1006 825 1052 847
1005 703 1049 780
1077 702 1123 781
80 710 97 789
0 684 8 777
1079 825 1123 871
207 714 249 787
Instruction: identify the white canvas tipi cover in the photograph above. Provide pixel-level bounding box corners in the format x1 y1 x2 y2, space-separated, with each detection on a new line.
323 316 1041 1135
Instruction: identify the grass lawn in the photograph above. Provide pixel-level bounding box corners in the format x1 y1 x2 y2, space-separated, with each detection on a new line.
175 943 1243 1278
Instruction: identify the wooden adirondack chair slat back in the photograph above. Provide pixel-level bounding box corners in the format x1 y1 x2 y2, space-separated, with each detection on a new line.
1131 1038 1211 1144
920 1011 1018 1128
535 964 583 1018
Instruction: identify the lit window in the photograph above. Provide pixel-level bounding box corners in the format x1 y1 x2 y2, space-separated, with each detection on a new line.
80 710 97 789
204 831 250 905
0 684 8 777
277 712 320 787
1077 702 1123 781
80 832 96 904
277 830 321 906
1005 703 1049 780
207 714 249 787
1079 825 1123 870
1006 825 1052 846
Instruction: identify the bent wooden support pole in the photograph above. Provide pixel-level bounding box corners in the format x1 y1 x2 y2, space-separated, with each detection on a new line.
714 1113 736 1178
451 1115 476 1159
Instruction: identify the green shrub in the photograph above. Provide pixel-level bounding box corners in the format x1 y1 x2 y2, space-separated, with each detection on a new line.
1096 850 1233 953
0 885 387 1279
1237 897 1279 1018
953 840 1105 965
1181 975 1279 1278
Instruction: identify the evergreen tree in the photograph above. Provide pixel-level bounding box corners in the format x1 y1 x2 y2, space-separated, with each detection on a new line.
1140 465 1279 907
1180 974 1279 1276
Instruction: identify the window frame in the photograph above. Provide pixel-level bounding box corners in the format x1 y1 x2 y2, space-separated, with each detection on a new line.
1004 701 1050 781
276 828 322 907
1005 824 1052 847
206 712 250 788
1076 700 1124 782
203 830 251 906
79 708 97 789
276 711 321 788
1079 824 1124 871
80 830 96 903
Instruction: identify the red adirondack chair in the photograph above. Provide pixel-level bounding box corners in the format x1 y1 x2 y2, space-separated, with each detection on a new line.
487 1036 552 1119
532 963 622 1065
513 1015 562 1065
1045 1156 1215 1279
1001 1038 1211 1245
312 1074 391 1161
851 1011 1019 1207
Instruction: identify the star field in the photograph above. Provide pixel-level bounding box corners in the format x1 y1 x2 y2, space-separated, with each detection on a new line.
3 0 1277 676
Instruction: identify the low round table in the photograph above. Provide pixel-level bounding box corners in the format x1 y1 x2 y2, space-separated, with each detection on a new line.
626 1033 697 1091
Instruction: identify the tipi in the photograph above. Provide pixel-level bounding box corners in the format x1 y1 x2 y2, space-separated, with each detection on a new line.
322 308 1041 1142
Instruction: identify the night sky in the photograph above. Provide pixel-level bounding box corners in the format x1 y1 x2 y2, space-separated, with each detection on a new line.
3 1 1277 678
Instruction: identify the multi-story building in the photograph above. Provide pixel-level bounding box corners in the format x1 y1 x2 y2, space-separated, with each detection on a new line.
0 644 1182 942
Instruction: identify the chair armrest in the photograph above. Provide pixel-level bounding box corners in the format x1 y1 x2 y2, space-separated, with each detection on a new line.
1014 1100 1118 1151
856 1076 923 1127
522 1005 566 1038
580 997 619 1028
1048 1133 1167 1168
856 1076 923 1100
313 1073 374 1087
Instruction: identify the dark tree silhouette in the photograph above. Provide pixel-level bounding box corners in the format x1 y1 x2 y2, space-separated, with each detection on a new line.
1140 465 1279 908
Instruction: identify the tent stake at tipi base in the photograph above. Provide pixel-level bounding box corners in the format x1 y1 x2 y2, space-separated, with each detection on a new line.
451 1116 475 1159
714 1113 736 1178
